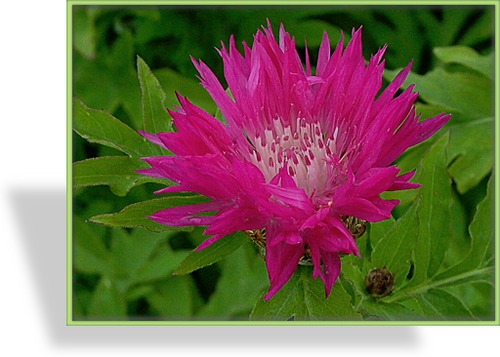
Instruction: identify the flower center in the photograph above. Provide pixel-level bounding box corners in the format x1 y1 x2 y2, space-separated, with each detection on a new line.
248 117 339 196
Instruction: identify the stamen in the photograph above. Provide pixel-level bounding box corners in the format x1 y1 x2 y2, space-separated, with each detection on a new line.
248 117 340 195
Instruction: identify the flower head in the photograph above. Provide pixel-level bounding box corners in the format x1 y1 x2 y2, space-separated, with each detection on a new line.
139 22 451 300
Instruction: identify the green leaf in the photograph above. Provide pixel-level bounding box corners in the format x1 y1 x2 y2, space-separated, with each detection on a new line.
110 229 164 279
467 176 494 266
433 176 494 281
73 156 170 196
73 98 152 157
361 299 420 321
409 133 452 285
173 232 247 275
73 7 97 59
87 277 127 319
371 200 419 288
433 46 493 79
137 56 172 134
250 266 362 321
153 67 216 114
73 216 115 276
447 117 493 193
385 66 492 120
89 195 207 232
196 242 268 319
133 248 190 284
415 288 475 320
145 276 199 318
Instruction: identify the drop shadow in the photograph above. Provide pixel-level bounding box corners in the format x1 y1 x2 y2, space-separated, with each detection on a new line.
11 187 419 349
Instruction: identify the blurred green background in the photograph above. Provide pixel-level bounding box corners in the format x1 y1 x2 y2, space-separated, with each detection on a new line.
72 5 494 321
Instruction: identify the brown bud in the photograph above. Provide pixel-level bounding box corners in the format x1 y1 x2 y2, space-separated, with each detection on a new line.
365 267 395 298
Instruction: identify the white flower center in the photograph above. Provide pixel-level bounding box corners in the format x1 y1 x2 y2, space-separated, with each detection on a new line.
249 117 339 196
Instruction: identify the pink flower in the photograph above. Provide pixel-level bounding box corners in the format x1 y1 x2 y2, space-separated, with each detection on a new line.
139 22 451 300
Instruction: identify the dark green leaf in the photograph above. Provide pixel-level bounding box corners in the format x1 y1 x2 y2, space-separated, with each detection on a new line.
250 266 362 321
73 99 152 157
173 232 247 275
73 156 170 196
89 195 207 232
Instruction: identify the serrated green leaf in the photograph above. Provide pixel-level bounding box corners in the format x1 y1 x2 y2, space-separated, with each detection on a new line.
433 46 493 79
173 232 247 275
447 117 493 193
468 176 494 266
385 67 492 120
371 200 419 288
73 156 170 196
410 133 452 284
89 195 207 232
433 176 494 282
137 56 172 135
73 98 152 157
415 288 476 320
87 277 127 319
250 266 362 321
361 300 420 321
196 242 268 319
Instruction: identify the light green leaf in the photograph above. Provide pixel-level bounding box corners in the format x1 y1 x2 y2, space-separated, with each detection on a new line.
73 99 153 157
137 56 172 134
447 117 494 193
250 266 362 321
196 242 268 319
89 195 207 232
173 232 247 275
433 46 493 79
73 156 170 196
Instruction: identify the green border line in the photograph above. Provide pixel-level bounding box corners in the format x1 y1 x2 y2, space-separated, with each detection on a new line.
67 0 73 326
67 0 500 326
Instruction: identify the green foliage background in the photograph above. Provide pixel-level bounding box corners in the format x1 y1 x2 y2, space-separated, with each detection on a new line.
71 4 495 322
